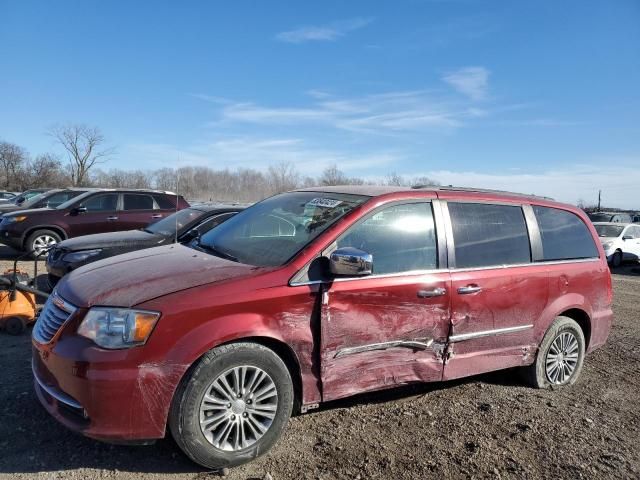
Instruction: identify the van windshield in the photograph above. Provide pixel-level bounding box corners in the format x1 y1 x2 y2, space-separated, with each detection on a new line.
194 191 368 266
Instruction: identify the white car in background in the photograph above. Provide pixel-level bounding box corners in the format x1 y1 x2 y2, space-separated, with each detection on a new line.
593 222 640 267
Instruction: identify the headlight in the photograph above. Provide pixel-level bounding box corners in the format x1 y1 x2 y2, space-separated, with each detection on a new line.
62 249 102 263
77 308 160 349
602 242 613 250
5 215 27 224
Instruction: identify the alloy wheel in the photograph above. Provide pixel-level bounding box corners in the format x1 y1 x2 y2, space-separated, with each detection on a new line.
32 235 57 256
545 331 580 384
199 365 278 452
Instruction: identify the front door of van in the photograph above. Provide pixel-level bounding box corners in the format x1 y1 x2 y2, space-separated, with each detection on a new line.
320 202 451 402
441 201 548 380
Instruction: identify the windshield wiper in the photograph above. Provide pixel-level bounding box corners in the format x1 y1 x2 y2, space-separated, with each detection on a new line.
194 241 239 262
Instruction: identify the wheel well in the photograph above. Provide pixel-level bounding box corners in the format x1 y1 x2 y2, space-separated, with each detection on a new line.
560 308 591 348
23 226 67 248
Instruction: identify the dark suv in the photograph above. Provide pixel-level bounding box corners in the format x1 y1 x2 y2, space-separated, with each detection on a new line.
0 189 189 255
0 188 86 214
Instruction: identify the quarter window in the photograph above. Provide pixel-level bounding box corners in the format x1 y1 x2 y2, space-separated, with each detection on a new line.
336 203 438 274
448 203 531 268
533 206 599 260
123 194 154 211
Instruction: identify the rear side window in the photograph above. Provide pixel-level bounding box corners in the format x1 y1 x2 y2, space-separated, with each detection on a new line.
533 206 599 261
123 194 154 211
337 202 437 274
82 194 118 212
154 194 176 209
448 203 531 268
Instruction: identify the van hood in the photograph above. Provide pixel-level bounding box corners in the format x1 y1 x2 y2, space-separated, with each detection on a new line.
56 229 166 251
57 244 270 308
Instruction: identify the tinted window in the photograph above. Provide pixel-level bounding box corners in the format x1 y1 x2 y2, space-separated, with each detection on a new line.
124 194 154 210
594 224 624 238
82 194 118 212
449 203 531 268
337 203 437 274
194 212 236 235
533 206 599 261
153 194 176 209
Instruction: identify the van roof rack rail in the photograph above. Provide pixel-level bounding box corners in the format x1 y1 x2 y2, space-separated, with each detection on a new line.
411 184 555 201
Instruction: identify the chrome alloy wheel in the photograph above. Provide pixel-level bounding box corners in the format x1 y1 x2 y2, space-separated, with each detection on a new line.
545 331 580 384
199 366 278 451
32 235 57 256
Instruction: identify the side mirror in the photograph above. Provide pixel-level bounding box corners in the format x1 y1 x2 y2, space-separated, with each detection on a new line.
181 228 200 243
622 235 633 241
329 247 373 276
71 206 87 215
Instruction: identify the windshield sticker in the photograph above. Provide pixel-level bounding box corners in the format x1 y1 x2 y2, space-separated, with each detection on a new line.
306 198 343 209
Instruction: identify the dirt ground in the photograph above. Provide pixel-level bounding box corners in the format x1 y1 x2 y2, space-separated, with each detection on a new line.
0 246 638 480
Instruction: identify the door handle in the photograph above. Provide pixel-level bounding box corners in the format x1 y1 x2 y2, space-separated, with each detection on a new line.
457 285 482 295
107 216 118 221
417 287 447 298
151 214 163 219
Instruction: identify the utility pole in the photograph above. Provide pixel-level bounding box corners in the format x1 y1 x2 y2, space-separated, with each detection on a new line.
597 190 601 211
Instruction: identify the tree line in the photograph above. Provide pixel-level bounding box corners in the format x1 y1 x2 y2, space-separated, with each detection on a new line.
0 124 439 203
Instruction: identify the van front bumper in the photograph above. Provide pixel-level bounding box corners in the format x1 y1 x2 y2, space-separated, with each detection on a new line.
32 336 187 443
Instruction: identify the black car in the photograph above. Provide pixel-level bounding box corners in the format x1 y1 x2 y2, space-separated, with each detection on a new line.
10 188 53 207
0 188 86 214
45 204 243 287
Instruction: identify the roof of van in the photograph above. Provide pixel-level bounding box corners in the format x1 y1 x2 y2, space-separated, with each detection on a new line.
294 185 555 202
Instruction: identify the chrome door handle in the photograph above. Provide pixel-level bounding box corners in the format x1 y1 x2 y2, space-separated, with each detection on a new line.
417 287 447 298
107 216 118 221
458 285 482 294
151 214 163 219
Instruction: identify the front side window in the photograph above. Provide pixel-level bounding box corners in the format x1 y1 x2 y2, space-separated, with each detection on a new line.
123 194 154 211
40 191 84 208
82 194 118 212
533 206 599 261
336 203 437 274
196 192 368 266
448 203 531 268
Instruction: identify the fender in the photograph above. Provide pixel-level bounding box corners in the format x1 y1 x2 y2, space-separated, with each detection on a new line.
534 292 592 345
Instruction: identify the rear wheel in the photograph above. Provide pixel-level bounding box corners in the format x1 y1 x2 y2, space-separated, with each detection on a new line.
525 316 585 388
169 342 294 470
26 230 61 258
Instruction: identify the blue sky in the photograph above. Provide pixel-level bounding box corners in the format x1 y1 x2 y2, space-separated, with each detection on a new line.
1 0 639 207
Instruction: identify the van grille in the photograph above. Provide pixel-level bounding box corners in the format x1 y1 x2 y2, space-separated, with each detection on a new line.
33 293 77 344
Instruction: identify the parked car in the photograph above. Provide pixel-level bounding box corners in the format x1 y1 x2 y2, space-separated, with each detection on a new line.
593 222 640 267
0 188 189 255
587 211 633 223
32 186 612 470
0 188 86 215
45 204 244 287
10 188 52 206
0 191 17 202
632 214 640 223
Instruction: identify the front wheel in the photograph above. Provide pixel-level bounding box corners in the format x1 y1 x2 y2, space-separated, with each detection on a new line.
525 316 585 388
26 229 61 258
610 250 623 268
169 343 294 470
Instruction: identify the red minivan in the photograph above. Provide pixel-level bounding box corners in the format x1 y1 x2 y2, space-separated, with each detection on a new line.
31 186 613 469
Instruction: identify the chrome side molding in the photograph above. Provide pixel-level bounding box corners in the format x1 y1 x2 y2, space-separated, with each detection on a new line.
449 324 533 343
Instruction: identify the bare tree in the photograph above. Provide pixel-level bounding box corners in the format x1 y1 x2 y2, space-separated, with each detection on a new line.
319 164 349 186
385 172 405 186
50 124 114 186
0 141 28 189
266 161 300 194
410 175 440 187
19 153 69 189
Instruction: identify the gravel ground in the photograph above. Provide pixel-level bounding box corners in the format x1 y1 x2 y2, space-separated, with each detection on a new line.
0 246 638 480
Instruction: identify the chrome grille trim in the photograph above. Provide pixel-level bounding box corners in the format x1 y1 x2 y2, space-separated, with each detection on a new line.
32 292 77 344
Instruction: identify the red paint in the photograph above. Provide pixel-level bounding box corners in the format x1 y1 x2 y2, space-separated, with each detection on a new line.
32 188 613 443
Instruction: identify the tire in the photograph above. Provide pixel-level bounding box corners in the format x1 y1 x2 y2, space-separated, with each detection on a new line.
169 342 294 470
610 250 623 268
26 229 62 258
525 316 585 389
4 317 25 336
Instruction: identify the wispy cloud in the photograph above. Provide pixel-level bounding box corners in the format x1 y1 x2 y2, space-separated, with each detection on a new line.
126 136 398 176
442 66 490 101
210 90 477 135
275 17 373 44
